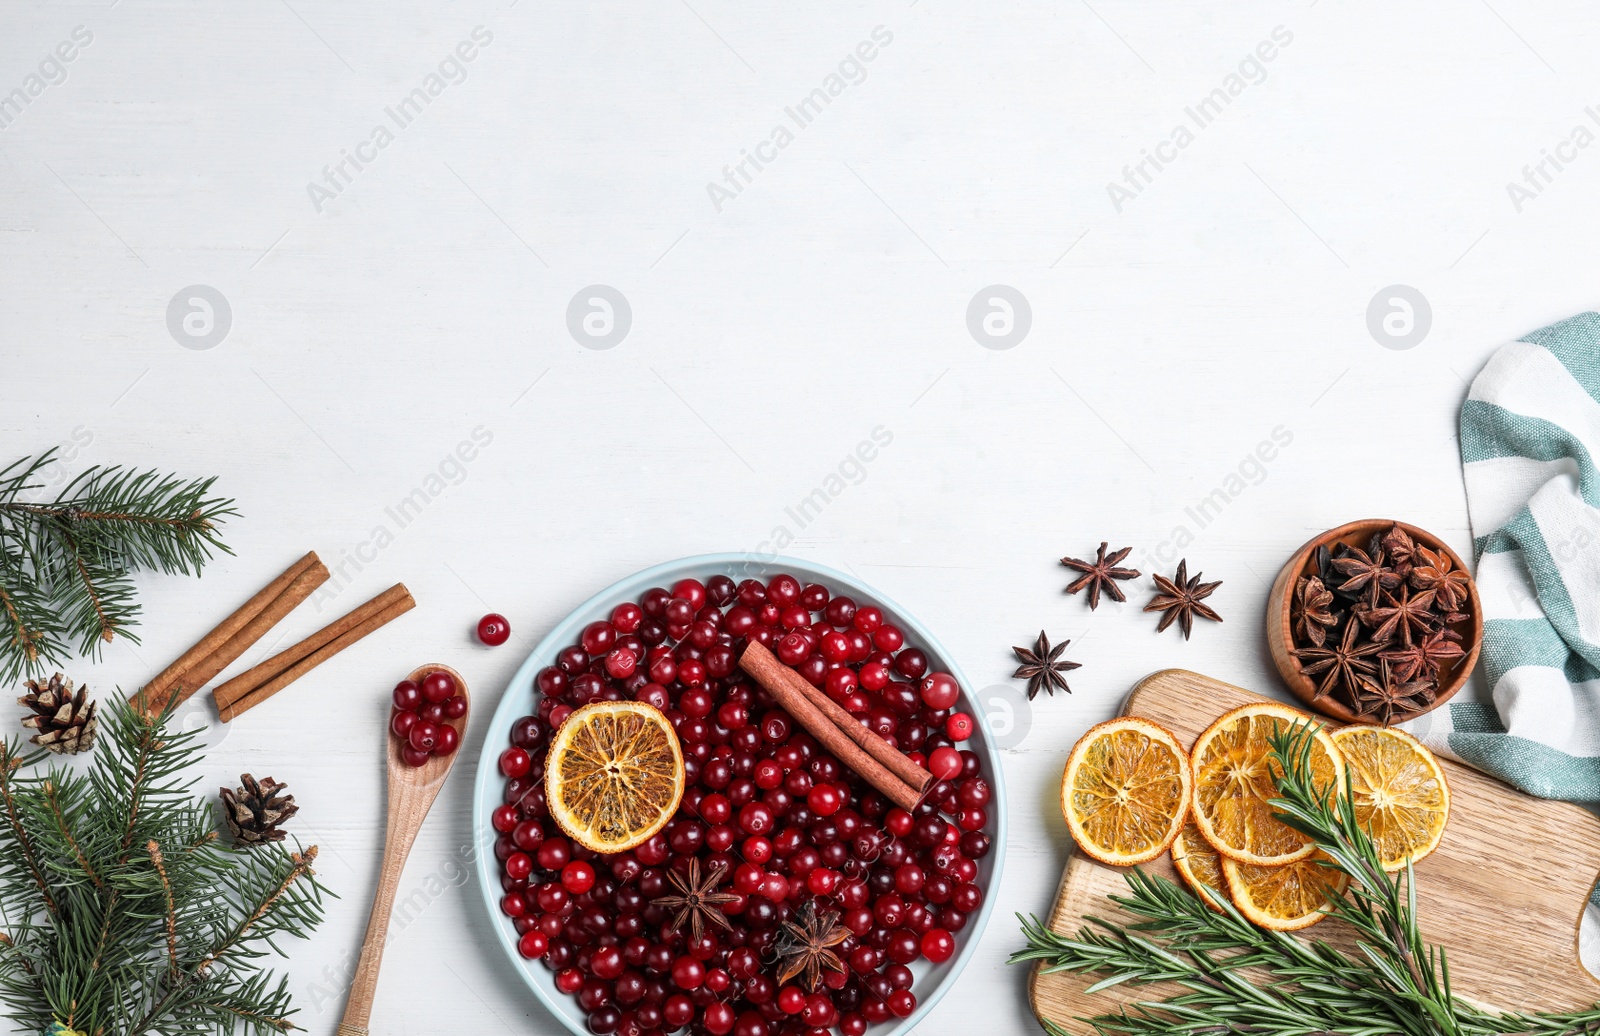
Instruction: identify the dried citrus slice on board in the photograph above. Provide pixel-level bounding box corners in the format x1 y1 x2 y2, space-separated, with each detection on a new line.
1222 853 1350 931
1061 717 1192 866
1330 725 1450 872
1190 702 1344 866
545 701 685 853
1170 822 1226 911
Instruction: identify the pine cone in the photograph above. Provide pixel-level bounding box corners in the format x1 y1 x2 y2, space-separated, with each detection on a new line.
18 673 98 754
220 774 298 847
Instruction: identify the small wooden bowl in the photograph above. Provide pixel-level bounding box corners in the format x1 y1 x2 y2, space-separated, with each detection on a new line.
1266 519 1483 725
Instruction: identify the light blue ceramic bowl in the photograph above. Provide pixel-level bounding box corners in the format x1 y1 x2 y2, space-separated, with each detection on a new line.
473 554 1007 1036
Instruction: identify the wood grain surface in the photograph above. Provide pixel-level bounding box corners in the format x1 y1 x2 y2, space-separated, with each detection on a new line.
1030 669 1600 1029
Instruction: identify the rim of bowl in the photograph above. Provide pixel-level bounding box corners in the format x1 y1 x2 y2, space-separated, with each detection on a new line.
471 553 1008 1036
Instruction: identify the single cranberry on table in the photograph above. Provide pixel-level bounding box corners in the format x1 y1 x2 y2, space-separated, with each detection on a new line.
477 613 512 646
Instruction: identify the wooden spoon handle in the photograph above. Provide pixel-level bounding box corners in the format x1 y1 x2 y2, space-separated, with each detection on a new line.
337 781 436 1032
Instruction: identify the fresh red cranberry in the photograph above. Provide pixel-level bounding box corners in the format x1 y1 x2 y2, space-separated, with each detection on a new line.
491 803 519 833
823 594 856 626
929 745 963 781
390 711 417 740
477 613 511 646
408 721 441 754
856 661 889 691
537 838 573 871
421 670 456 703
946 711 975 741
765 574 800 607
922 927 956 963
392 680 422 711
562 860 596 894
581 621 617 657
509 820 543 852
703 1002 736 1035
670 955 705 989
500 746 531 778
670 577 707 610
806 783 842 817
920 672 960 710
536 666 568 697
433 724 459 756
605 648 638 679
442 695 469 720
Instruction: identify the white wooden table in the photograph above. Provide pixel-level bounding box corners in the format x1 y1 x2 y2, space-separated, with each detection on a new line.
4 1 1597 1031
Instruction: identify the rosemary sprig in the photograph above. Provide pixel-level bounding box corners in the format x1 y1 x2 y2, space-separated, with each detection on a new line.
1011 722 1600 1036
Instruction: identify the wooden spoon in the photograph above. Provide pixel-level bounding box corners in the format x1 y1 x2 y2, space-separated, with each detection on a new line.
337 663 469 1036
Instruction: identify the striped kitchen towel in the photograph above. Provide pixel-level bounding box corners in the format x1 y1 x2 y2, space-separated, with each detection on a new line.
1404 311 1600 804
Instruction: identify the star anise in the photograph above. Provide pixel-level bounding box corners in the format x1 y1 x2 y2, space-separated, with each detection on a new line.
1352 662 1435 726
1329 545 1401 607
1291 575 1339 648
1060 542 1141 610
1380 628 1466 684
1381 525 1418 578
773 899 849 991
1409 546 1471 612
1144 559 1223 639
651 859 738 941
1011 631 1080 699
1357 585 1437 646
1292 619 1383 701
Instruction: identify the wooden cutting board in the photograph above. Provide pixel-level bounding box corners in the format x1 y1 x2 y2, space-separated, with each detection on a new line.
1030 669 1600 1028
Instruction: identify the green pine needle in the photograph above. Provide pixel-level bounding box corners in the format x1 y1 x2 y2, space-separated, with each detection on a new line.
0 450 236 681
0 694 327 1036
1010 721 1600 1036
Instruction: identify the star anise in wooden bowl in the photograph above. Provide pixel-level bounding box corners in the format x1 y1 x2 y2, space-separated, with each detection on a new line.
1266 519 1482 726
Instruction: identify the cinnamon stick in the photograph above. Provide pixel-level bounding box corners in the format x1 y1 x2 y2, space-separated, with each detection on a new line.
213 583 412 711
770 647 935 796
739 641 923 811
217 585 415 722
167 560 329 708
137 551 324 715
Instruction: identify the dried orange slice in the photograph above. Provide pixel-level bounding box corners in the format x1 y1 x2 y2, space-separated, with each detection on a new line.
1170 822 1226 911
1190 702 1344 866
1221 853 1349 931
1330 726 1449 872
1061 717 1192 866
545 701 685 853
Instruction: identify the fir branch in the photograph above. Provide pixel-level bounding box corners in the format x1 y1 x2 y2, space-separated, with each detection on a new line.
0 695 326 1036
1011 721 1600 1036
148 841 179 981
0 450 235 680
0 741 57 917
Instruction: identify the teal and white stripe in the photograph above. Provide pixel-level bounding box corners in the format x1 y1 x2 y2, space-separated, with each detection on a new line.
1403 312 1600 805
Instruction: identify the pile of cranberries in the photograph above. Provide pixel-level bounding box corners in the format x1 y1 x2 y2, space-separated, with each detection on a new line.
492 574 994 1036
389 669 466 767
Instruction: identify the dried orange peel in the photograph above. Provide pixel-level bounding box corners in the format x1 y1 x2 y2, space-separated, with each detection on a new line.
1221 852 1350 931
1170 822 1226 911
1330 725 1450 872
545 700 685 853
1061 717 1192 866
1190 702 1344 866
